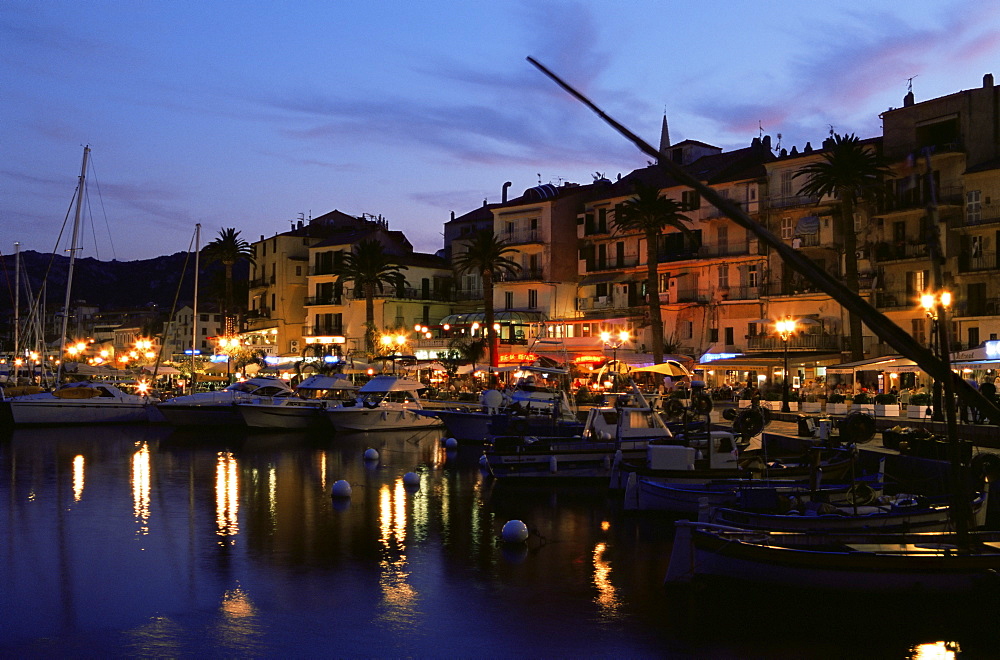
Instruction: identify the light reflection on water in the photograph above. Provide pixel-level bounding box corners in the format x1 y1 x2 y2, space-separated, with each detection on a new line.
1 424 998 656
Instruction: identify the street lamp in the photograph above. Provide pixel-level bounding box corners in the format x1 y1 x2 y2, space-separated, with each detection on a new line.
601 329 630 390
921 290 952 421
775 318 798 412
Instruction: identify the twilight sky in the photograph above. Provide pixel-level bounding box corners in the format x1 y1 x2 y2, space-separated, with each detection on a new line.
4 0 1000 262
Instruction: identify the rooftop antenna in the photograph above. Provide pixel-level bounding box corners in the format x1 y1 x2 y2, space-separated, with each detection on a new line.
537 173 542 184
775 133 782 152
907 75 917 94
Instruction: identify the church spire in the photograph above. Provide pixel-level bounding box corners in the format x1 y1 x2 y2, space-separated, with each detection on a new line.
658 110 671 160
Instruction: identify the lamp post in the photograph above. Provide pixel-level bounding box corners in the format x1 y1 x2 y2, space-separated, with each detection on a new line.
921 290 952 422
775 318 797 413
601 329 630 390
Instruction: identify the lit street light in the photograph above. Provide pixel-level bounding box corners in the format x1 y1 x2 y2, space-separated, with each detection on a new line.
775 318 798 413
921 290 952 422
601 329 630 390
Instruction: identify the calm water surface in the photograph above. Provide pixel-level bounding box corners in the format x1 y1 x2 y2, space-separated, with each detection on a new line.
1 424 997 658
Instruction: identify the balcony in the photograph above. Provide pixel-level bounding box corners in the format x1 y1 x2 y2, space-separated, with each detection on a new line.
303 325 344 337
873 241 929 262
879 183 964 214
244 307 271 319
766 193 822 210
746 334 842 352
585 254 640 272
249 276 275 289
304 295 343 306
874 289 918 310
719 285 760 301
661 288 709 303
761 282 826 297
498 269 545 283
503 228 543 245
958 250 1000 273
953 297 1000 318
698 242 753 258
961 205 1000 228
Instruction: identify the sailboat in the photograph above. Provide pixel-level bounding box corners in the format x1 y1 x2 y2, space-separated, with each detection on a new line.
0 147 152 426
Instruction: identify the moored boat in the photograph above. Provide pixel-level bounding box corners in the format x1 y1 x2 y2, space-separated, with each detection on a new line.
0 381 152 426
237 374 358 430
324 375 444 432
156 376 293 427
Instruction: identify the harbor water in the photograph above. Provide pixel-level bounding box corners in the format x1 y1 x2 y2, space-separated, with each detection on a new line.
2 424 998 658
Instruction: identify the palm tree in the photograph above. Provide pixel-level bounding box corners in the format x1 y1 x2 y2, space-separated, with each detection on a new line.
452 229 521 368
333 238 408 356
203 227 255 320
617 181 694 368
794 133 891 361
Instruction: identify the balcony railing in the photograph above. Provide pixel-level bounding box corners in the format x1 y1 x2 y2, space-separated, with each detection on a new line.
953 297 1000 318
746 334 842 352
698 242 753 258
498 269 545 283
873 241 929 262
585 254 641 271
958 250 1000 273
304 295 343 306
303 325 344 337
874 289 919 310
718 285 761 301
761 282 826 297
503 228 542 245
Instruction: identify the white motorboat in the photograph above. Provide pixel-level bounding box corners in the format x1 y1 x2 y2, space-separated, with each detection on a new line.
0 381 152 426
417 379 582 443
156 376 293 427
324 375 444 432
237 374 359 430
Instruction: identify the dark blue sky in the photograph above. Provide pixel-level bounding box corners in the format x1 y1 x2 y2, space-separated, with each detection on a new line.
4 0 999 260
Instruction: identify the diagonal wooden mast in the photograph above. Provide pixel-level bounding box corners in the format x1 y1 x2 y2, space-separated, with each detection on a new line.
527 56 984 538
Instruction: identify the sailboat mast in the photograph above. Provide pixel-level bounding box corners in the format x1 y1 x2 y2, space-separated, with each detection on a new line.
56 145 89 384
13 242 20 382
192 223 200 376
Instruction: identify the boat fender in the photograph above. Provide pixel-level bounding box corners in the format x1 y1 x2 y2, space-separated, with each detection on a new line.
733 408 765 439
840 411 876 445
972 453 1000 482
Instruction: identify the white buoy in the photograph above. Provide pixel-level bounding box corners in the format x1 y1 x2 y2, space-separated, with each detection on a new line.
501 519 530 544
331 479 352 498
364 448 379 461
444 437 458 449
403 471 420 488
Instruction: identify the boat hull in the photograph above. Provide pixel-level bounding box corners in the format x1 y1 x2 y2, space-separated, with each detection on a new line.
156 403 243 427
326 407 445 432
1 399 149 426
237 401 325 430
669 523 1000 594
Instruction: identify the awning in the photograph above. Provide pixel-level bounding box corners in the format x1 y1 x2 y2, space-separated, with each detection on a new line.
439 311 547 326
879 358 922 373
579 273 635 285
826 355 903 375
697 353 841 371
795 216 820 235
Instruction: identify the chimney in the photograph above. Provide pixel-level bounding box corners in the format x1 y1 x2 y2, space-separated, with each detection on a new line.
450 211 455 221
502 181 512 203
297 220 303 229
762 135 772 152
985 73 995 88
904 90 914 107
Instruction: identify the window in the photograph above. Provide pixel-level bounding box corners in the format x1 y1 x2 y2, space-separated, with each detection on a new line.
969 327 980 349
717 224 728 249
718 264 728 288
682 190 700 210
505 291 513 309
681 321 693 339
780 217 793 240
200 314 208 322
747 265 758 287
710 328 719 342
295 265 302 276
780 171 794 198
968 190 982 224
528 289 538 309
724 327 735 346
912 318 926 346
